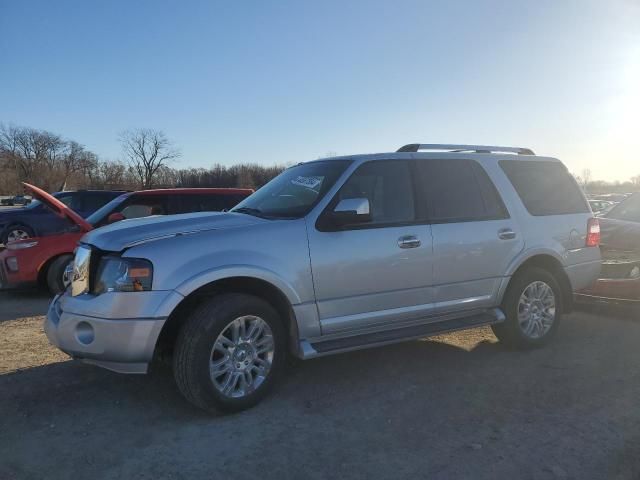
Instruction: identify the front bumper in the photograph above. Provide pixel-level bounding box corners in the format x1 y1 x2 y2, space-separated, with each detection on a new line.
44 291 181 374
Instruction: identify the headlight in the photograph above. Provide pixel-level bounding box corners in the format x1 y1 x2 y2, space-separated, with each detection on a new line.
94 256 153 294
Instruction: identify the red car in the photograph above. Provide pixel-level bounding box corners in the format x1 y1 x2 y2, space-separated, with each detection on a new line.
0 184 253 293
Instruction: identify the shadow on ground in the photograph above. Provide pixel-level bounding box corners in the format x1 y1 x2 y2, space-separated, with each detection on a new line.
2 314 640 480
0 289 52 322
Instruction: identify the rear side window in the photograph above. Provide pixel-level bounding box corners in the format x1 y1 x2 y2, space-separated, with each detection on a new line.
417 159 509 223
500 160 589 216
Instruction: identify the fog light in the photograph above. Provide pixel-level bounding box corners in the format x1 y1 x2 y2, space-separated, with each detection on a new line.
5 256 18 272
75 321 95 345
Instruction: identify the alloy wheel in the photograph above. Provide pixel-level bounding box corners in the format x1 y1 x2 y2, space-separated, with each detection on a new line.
209 315 275 398
7 229 30 242
517 281 556 339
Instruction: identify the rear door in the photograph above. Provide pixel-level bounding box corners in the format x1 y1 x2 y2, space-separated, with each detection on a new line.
417 159 524 312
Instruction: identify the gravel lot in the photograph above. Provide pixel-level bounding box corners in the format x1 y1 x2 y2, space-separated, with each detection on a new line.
1 290 639 480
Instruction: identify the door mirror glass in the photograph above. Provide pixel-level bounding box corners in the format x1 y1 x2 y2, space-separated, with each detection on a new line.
331 198 371 225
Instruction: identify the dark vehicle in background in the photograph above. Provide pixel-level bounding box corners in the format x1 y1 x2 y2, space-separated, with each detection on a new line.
1 195 32 206
579 193 640 303
0 185 253 293
0 190 125 245
588 199 614 215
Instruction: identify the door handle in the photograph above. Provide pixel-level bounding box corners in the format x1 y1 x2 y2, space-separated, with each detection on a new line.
498 228 516 240
398 235 421 249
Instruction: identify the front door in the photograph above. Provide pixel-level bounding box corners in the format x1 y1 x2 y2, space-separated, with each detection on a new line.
307 159 434 335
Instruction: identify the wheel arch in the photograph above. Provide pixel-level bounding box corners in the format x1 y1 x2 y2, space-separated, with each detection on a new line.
36 251 73 287
155 276 301 362
500 253 574 313
2 222 37 242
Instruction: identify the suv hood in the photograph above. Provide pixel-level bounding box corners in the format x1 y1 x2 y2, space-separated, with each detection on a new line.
81 211 266 251
22 183 92 232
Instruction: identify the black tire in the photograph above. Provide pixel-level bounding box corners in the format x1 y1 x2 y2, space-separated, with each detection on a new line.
173 293 286 414
492 267 563 349
1 224 35 245
46 254 73 294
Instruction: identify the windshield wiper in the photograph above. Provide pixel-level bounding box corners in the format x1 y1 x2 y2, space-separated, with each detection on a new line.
232 207 270 219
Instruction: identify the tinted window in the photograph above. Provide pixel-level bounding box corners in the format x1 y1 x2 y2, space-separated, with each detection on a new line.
337 160 415 225
500 160 589 216
179 193 248 213
418 159 508 222
606 194 640 222
118 195 169 219
55 193 78 209
81 192 120 212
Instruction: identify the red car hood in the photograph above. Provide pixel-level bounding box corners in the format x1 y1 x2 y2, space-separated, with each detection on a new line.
22 183 93 233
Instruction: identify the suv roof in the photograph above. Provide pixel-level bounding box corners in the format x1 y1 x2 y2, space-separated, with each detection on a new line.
396 143 535 155
312 144 559 164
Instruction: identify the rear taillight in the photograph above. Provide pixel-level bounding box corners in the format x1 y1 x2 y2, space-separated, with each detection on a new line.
586 218 600 247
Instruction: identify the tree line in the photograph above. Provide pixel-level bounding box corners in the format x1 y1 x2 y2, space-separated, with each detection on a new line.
2 123 639 196
0 124 285 194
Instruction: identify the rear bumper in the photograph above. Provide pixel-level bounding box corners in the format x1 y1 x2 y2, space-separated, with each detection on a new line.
565 259 602 292
577 276 640 303
45 293 169 374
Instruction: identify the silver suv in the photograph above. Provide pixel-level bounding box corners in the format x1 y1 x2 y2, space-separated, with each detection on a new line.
45 144 602 413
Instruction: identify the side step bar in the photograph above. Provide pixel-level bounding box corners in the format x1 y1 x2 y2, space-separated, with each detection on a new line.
300 308 505 359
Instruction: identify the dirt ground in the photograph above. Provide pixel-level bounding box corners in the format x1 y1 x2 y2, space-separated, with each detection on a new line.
1 290 640 480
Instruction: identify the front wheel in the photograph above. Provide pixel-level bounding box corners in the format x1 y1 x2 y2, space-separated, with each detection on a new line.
492 267 563 349
46 255 73 294
173 293 286 413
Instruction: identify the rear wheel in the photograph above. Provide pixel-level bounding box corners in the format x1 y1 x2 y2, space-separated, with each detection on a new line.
173 293 286 413
492 267 562 349
46 254 73 294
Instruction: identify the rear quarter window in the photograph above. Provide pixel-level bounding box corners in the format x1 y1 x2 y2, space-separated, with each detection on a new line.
499 160 589 216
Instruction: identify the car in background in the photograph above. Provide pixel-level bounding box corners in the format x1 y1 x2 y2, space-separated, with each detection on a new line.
588 199 614 215
0 184 252 293
0 189 125 245
1 195 32 206
578 193 640 303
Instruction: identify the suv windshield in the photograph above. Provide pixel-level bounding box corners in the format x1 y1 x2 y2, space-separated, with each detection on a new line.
231 160 351 219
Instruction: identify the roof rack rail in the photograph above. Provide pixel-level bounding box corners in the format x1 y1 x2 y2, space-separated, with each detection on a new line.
397 144 535 155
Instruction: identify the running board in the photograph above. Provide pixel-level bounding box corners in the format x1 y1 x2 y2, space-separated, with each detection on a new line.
299 308 504 359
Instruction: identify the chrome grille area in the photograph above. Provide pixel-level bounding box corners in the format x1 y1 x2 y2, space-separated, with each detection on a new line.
71 245 91 297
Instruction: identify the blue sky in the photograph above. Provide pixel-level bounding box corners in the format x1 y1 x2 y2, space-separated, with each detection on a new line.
1 0 638 181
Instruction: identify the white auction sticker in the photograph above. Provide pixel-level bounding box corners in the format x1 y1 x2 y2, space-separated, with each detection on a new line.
291 176 323 190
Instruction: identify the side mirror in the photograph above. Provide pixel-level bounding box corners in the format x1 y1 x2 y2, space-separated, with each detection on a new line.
330 198 371 226
107 212 126 224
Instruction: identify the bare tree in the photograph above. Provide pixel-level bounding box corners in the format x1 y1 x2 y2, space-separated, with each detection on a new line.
120 129 180 189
